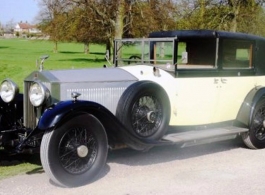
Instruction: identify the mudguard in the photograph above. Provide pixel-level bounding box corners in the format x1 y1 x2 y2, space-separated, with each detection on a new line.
236 86 265 127
37 100 161 150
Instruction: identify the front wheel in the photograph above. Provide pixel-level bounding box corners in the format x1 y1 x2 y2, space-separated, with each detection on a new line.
40 114 108 187
242 100 265 149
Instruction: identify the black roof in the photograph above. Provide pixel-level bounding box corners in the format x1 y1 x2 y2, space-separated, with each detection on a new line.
149 30 265 41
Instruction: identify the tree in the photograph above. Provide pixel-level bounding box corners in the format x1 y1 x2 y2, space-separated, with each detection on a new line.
175 0 265 35
38 0 180 59
128 0 177 37
92 0 130 58
0 22 3 36
4 19 15 34
38 0 73 52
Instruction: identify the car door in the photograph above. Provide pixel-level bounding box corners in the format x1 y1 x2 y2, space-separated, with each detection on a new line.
172 76 219 126
172 39 219 126
212 76 256 123
212 39 257 123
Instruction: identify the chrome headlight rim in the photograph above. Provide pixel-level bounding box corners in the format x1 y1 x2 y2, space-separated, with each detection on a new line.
0 79 19 103
29 81 50 107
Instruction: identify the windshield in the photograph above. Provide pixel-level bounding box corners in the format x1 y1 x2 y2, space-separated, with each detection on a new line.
114 38 176 71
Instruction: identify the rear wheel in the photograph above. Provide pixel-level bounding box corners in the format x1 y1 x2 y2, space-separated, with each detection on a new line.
242 100 265 149
40 114 108 187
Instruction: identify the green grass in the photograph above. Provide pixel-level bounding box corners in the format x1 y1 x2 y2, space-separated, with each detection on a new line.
0 38 107 91
0 151 42 180
0 162 42 180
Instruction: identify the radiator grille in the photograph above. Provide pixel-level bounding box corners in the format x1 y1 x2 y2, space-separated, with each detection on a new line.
66 87 126 114
24 81 36 129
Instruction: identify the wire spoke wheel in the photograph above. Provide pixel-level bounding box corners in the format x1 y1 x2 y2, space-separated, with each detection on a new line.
242 100 265 149
131 95 162 137
41 114 108 187
59 127 98 174
252 105 265 141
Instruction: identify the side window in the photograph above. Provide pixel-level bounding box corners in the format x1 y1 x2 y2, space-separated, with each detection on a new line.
222 39 253 69
177 39 216 69
151 41 174 65
114 39 174 67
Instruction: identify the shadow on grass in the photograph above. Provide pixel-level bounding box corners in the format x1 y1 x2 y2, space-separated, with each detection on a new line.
59 51 105 55
0 150 44 176
27 167 44 175
59 51 83 54
90 52 106 55
0 151 41 167
0 46 9 49
58 58 106 63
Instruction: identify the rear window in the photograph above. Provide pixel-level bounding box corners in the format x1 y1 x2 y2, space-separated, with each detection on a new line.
221 39 253 69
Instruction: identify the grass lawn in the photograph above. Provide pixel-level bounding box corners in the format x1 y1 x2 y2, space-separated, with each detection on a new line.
0 152 42 180
0 38 108 180
0 38 107 91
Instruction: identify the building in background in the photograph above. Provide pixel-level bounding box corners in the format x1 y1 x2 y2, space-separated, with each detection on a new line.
14 21 41 37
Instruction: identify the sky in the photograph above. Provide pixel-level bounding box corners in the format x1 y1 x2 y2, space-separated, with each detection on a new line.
0 0 39 25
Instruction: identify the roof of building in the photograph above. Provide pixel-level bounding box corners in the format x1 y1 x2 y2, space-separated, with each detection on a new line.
17 22 35 29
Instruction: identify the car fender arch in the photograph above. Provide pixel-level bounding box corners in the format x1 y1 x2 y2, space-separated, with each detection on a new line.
37 100 160 150
38 100 112 130
236 86 265 127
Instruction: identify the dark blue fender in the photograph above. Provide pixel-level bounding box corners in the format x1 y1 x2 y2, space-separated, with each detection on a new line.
236 86 265 127
37 100 161 150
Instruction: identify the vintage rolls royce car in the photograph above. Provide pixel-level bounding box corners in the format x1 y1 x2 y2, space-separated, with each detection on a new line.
1 30 265 187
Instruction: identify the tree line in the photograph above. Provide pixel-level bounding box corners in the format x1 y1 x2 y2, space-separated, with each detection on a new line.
37 0 265 55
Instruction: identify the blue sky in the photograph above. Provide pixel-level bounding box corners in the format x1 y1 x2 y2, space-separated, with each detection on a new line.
0 0 39 25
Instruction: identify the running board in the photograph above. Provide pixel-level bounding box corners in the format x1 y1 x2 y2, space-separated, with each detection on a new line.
162 126 248 148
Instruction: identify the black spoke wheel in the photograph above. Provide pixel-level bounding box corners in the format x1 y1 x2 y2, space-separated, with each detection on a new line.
131 95 163 137
242 100 265 149
41 114 108 187
59 126 98 174
116 81 170 140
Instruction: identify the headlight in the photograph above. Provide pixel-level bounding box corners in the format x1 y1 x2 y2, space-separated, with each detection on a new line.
29 81 50 107
0 79 19 103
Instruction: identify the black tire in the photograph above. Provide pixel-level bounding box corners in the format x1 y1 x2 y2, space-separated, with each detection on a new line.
40 114 108 187
242 100 265 149
116 81 170 140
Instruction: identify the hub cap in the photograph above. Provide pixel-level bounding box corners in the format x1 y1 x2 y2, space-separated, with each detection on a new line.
77 145 89 158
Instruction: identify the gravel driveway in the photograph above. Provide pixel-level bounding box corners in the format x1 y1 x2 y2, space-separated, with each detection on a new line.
0 138 265 195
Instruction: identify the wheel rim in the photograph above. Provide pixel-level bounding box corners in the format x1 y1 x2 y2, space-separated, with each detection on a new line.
131 95 162 137
58 127 98 174
252 105 265 141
